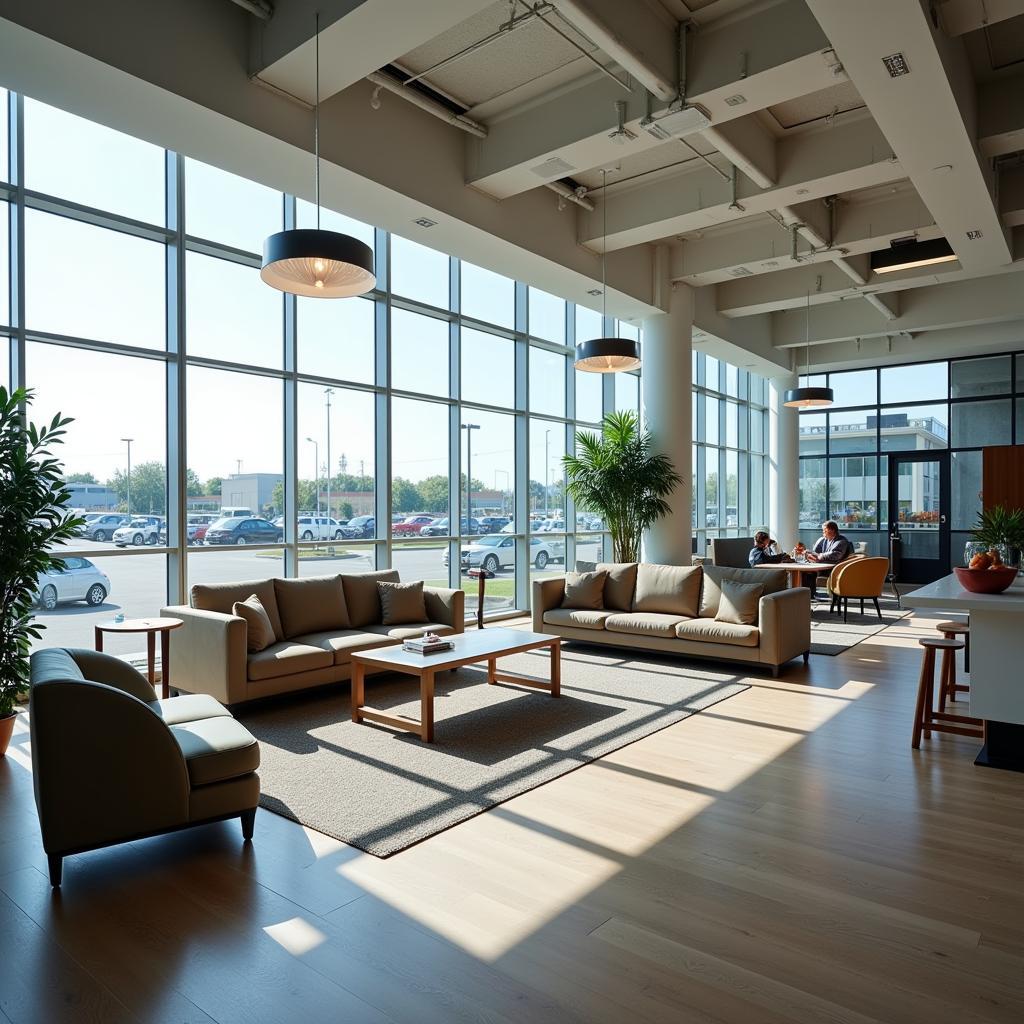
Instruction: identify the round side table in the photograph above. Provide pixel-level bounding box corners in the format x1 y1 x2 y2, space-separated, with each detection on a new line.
94 617 183 699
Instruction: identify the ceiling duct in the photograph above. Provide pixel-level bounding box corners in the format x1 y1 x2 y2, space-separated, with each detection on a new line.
640 105 711 140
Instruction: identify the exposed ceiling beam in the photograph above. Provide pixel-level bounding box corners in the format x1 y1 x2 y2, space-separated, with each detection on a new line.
1002 164 1024 228
580 115 901 251
978 71 1024 157
466 0 846 199
805 0 1012 271
701 115 777 188
936 0 1024 36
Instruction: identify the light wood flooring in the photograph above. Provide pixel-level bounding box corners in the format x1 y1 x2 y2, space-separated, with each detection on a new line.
1 609 1022 1023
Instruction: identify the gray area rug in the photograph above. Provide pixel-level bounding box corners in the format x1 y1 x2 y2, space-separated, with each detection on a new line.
237 648 748 857
810 595 910 655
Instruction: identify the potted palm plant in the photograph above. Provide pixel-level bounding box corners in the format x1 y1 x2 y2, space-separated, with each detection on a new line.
968 504 1024 571
0 387 83 756
563 410 682 563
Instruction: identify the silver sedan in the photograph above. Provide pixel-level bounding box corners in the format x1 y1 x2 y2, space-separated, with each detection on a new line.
36 557 111 610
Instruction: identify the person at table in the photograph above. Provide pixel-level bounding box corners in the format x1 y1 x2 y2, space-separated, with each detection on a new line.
748 531 786 567
800 520 853 594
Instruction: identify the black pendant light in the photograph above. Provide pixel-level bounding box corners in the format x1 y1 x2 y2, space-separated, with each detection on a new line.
261 13 375 298
784 289 833 408
575 169 641 373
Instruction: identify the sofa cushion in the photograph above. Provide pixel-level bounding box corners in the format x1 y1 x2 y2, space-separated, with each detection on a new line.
700 565 786 618
543 608 613 631
246 641 333 681
378 580 428 625
632 563 702 617
192 578 284 640
273 575 350 638
232 594 277 652
595 562 638 611
170 717 260 787
675 618 760 648
290 629 397 664
363 623 455 641
148 693 231 726
342 569 400 627
716 580 763 626
561 570 607 610
605 612 686 638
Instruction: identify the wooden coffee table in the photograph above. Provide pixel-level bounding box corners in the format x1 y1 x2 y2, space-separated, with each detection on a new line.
350 627 560 742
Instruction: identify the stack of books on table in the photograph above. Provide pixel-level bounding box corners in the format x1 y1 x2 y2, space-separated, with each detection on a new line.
403 636 454 655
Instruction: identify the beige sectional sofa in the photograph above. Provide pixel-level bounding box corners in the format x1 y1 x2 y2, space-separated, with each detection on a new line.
162 570 464 705
532 562 810 676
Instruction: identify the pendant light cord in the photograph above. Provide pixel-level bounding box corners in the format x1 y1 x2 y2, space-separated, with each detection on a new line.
804 289 810 386
601 168 607 323
314 10 321 230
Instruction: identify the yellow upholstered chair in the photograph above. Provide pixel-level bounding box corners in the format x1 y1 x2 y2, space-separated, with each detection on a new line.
827 556 889 622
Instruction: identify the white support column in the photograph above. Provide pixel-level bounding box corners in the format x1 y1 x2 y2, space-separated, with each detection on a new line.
769 372 800 549
641 281 693 565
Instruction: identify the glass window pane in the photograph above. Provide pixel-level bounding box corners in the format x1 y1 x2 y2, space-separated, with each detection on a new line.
185 158 281 253
462 326 513 407
881 362 947 404
460 261 514 328
950 399 1012 447
951 450 982 531
575 305 602 341
617 321 639 342
529 288 565 342
879 406 948 451
25 210 165 349
829 409 877 453
296 198 375 254
297 294 374 384
189 549 285 590
530 420 565 527
575 369 602 423
0 88 7 183
391 308 449 396
24 98 165 224
725 450 738 527
705 451 719 528
725 363 739 398
799 412 826 455
391 235 449 308
392 397 449 520
750 455 765 528
705 396 719 445
829 455 877 530
828 368 877 408
461 410 514 533
529 347 566 417
704 355 720 391
300 544 375 576
799 458 827 530
749 408 764 453
615 373 639 416
0 203 7 324
724 401 738 448
951 356 1011 398
186 253 282 368
187 367 283 527
393 540 449 588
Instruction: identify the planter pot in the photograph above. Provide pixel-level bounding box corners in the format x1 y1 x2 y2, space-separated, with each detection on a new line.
0 712 15 757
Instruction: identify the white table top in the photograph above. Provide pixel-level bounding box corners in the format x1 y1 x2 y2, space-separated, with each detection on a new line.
351 627 557 669
902 572 1024 613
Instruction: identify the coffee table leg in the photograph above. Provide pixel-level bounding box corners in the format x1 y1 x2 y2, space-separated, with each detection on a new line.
421 669 435 742
351 662 365 723
146 631 156 689
487 657 497 684
550 639 561 697
160 629 170 700
94 627 103 653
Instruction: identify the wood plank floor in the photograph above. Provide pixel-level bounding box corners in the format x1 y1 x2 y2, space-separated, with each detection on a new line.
2 609 1022 1023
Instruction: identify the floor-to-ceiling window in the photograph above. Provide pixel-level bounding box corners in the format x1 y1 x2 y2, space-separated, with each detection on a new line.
3 89 655 646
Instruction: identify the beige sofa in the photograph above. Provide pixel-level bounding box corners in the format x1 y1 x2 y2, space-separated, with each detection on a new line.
162 570 464 705
532 562 810 676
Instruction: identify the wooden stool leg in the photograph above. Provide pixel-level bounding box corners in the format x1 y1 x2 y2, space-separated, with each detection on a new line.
912 647 933 749
922 648 936 740
939 635 951 712
941 648 956 714
964 632 970 674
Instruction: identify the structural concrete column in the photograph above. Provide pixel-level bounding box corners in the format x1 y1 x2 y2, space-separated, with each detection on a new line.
641 281 693 565
769 372 800 549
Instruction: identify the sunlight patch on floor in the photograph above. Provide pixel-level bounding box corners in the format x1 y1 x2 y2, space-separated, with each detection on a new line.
263 916 328 956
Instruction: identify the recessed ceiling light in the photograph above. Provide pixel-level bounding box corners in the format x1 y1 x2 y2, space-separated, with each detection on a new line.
882 52 910 77
966 229 983 240
413 217 437 228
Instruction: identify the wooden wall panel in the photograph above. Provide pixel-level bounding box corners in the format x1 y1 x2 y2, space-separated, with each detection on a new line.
982 445 1024 510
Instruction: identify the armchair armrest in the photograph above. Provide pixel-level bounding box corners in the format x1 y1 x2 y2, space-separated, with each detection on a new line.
423 586 465 633
532 577 566 633
758 587 811 668
65 649 156 702
160 605 247 705
29 680 189 855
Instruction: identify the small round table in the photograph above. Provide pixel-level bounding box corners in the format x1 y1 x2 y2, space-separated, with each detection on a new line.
94 617 183 699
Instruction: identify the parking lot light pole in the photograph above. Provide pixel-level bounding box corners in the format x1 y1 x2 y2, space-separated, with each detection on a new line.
120 438 134 516
324 387 334 519
306 437 320 516
461 423 480 528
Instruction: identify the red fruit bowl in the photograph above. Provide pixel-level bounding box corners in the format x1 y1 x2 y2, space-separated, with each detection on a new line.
953 565 1018 594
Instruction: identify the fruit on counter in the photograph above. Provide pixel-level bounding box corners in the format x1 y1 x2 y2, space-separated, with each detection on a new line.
989 547 1004 566
969 552 992 569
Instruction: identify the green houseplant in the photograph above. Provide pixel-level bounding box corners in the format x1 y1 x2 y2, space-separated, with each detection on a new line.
969 504 1024 568
0 387 83 755
563 410 682 564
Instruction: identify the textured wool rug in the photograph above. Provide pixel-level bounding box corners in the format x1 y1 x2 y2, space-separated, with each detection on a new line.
810 595 911 655
237 647 748 857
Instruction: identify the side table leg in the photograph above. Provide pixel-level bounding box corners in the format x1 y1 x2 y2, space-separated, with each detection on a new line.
94 626 103 652
160 629 170 700
351 662 365 723
550 640 561 697
421 670 435 742
146 631 156 690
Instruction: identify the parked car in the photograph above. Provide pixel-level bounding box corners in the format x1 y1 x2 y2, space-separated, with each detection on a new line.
477 516 510 534
204 517 282 545
419 516 481 537
73 512 107 535
113 516 163 547
188 513 220 543
293 515 343 541
82 514 130 542
533 519 566 533
443 535 564 572
393 515 437 536
35 557 110 610
340 515 375 539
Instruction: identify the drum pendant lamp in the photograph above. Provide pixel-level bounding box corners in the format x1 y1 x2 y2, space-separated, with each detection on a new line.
574 169 641 373
784 290 833 408
261 13 375 298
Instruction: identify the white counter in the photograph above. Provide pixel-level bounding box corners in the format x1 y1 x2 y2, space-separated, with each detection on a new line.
904 573 1024 725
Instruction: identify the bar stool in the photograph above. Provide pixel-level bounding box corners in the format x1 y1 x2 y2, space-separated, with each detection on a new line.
912 637 984 750
935 620 970 710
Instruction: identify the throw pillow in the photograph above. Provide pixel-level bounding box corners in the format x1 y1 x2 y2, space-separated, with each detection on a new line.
631 563 702 617
378 580 428 625
715 580 763 626
595 562 639 610
561 570 607 610
232 594 277 653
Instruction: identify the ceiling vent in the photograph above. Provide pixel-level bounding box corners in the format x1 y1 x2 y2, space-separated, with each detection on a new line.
413 217 437 228
530 156 575 179
881 52 910 77
640 105 711 141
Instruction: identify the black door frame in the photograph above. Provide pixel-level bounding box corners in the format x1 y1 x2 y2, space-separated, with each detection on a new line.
887 450 950 584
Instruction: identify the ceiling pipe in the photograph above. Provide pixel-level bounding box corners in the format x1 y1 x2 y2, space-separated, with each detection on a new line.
364 71 488 138
229 0 273 20
546 178 595 211
703 127 775 189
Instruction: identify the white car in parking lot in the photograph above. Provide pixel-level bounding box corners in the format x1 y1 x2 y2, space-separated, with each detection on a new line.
297 515 345 541
443 535 565 572
113 516 163 547
36 557 111 610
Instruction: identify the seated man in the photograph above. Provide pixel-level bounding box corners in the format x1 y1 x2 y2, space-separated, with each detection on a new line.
748 531 786 567
801 520 853 595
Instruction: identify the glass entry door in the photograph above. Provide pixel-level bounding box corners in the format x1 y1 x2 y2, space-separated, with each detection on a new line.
887 451 950 583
